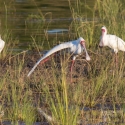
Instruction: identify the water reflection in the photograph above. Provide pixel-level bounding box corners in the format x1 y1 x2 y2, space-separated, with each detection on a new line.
47 29 69 34
0 0 94 51
15 0 27 2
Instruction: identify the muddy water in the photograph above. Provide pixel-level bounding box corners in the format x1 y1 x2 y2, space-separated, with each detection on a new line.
0 0 95 51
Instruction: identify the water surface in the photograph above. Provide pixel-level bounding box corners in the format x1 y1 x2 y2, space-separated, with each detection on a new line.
0 0 95 51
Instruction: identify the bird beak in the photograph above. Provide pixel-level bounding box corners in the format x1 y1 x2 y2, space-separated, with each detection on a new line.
102 29 105 36
80 41 91 61
100 29 105 47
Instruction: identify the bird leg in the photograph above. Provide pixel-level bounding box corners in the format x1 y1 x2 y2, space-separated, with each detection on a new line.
70 56 76 83
115 53 118 69
113 53 118 69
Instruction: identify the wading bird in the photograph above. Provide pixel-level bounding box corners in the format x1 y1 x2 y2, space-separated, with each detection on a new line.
99 26 125 65
0 36 5 53
27 37 90 82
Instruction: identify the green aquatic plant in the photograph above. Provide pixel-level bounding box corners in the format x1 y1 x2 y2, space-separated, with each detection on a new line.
37 62 80 125
1 53 36 124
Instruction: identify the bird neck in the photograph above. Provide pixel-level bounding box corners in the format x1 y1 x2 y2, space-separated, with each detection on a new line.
102 31 106 37
101 32 107 46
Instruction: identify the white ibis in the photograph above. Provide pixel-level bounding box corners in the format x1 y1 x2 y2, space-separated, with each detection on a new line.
99 26 125 65
0 36 5 53
27 37 90 82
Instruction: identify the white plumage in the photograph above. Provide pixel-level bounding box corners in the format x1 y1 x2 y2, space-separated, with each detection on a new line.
0 36 5 53
27 37 90 77
99 26 125 53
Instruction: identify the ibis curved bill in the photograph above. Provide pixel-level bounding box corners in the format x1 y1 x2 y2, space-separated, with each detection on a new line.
27 37 90 78
0 36 5 53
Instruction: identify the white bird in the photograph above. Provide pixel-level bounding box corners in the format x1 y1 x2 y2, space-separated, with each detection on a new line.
37 108 55 122
99 26 125 65
27 37 91 82
0 36 5 53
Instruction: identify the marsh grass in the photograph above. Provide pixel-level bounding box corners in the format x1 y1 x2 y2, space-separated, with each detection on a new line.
36 62 80 125
0 53 37 124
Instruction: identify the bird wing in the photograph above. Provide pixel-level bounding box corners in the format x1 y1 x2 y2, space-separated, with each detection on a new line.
27 42 72 77
107 35 125 52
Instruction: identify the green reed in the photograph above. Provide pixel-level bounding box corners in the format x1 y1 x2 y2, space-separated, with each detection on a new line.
35 59 80 125
67 0 125 123
0 53 36 125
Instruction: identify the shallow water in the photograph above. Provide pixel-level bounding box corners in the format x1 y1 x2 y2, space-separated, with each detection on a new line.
0 0 95 51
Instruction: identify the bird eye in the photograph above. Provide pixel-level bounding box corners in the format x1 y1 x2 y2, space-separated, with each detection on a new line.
80 40 85 44
102 29 105 32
